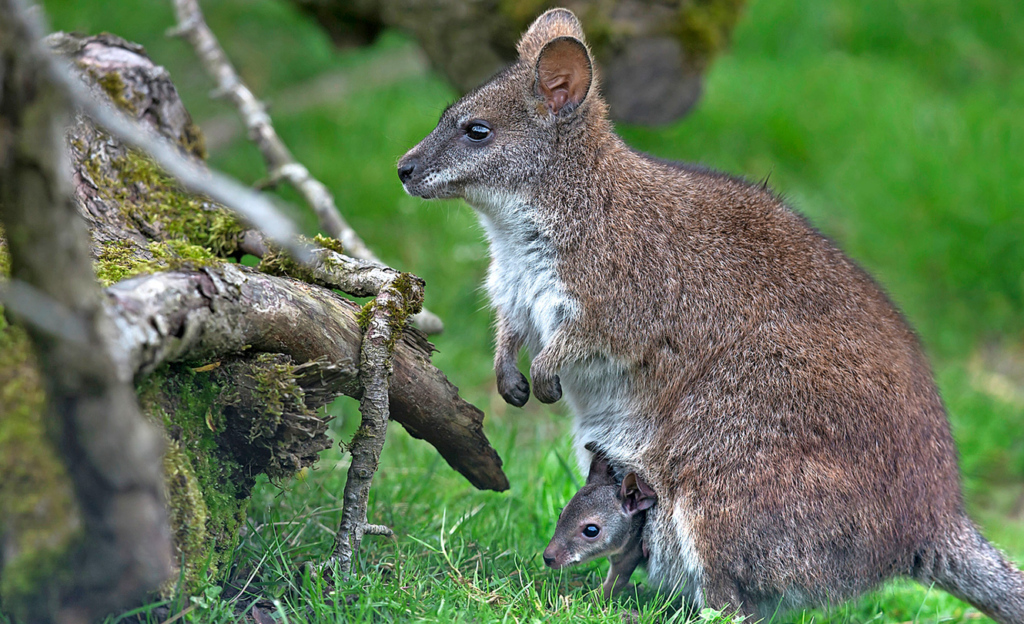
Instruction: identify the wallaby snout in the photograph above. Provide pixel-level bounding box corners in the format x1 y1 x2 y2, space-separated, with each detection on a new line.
397 157 417 184
396 148 440 199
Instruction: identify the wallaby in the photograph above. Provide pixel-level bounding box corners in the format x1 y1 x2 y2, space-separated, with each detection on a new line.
397 7 1024 622
544 446 657 599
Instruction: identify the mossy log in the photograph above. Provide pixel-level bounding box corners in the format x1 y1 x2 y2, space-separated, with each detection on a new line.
0 31 506 621
290 0 745 125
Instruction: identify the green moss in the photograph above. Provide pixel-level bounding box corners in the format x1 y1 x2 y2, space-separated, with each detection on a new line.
0 225 9 279
95 70 137 114
257 245 315 283
0 323 81 617
85 144 246 284
0 229 80 616
354 273 425 353
355 299 375 332
83 146 246 281
96 238 220 286
139 368 248 594
248 353 304 423
258 234 349 284
312 233 344 255
181 119 208 161
391 272 425 314
162 437 210 593
95 239 147 286
673 0 747 69
112 151 245 255
238 354 320 480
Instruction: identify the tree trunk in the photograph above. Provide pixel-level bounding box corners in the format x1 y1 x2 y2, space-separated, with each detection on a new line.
290 0 746 125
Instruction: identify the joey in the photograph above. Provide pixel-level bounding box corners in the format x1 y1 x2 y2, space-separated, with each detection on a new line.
544 451 656 599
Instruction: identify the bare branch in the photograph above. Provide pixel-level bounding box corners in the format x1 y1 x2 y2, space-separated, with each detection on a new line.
169 0 444 334
103 266 508 492
169 0 346 244
246 228 411 297
308 246 402 296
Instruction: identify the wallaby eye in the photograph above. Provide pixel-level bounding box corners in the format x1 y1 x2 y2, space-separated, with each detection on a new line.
465 122 492 142
582 524 600 539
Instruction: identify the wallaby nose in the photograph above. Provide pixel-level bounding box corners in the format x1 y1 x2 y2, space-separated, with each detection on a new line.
397 159 417 183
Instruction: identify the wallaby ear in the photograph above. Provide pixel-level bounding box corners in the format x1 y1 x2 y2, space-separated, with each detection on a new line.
517 8 586 62
621 473 657 515
534 36 593 116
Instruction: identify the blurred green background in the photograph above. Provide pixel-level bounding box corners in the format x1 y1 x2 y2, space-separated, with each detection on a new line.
39 0 1024 621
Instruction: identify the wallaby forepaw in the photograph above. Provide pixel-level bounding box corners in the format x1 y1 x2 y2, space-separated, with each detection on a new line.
497 369 530 407
532 372 562 403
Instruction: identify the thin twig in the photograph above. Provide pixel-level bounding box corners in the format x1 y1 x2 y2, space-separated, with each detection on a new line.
333 275 423 574
168 0 347 244
168 0 443 334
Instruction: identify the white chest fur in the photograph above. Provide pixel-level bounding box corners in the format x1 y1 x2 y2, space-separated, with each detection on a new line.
469 190 637 467
469 189 574 355
468 189 705 608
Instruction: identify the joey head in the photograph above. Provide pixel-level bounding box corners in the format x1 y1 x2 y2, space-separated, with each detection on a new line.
399 7 1024 622
544 450 656 599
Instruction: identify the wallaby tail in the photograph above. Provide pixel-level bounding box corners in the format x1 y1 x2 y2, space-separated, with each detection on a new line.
919 519 1024 624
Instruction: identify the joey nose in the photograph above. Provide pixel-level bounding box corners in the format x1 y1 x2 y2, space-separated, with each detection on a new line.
542 545 560 568
397 159 417 183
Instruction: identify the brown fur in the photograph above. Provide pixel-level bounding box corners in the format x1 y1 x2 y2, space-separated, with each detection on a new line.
398 8 1024 621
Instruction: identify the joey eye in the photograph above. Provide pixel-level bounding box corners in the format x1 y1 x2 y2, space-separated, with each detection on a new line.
465 122 491 142
582 524 600 539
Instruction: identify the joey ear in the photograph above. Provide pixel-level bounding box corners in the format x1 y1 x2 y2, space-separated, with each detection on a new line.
621 473 657 515
534 36 593 116
517 8 586 62
585 451 615 487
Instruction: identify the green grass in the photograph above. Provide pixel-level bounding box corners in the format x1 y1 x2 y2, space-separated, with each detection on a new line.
33 0 1024 621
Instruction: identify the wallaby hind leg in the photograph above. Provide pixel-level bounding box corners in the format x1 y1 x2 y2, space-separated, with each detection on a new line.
702 576 760 622
916 520 1024 624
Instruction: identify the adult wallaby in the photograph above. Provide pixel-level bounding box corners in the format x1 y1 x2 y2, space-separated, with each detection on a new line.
397 7 1024 621
543 446 656 599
